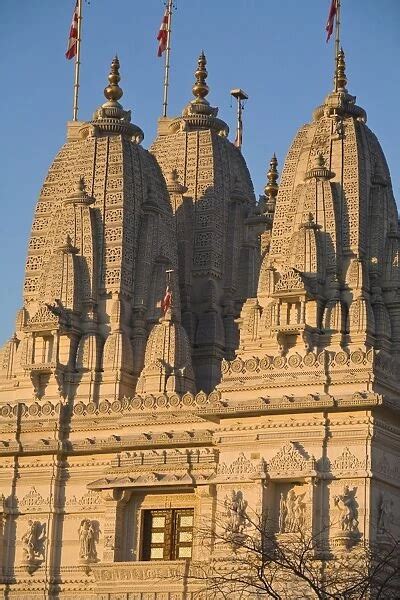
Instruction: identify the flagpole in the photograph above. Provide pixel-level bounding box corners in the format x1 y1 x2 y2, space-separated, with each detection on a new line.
334 0 341 91
236 97 242 148
162 0 173 118
73 0 83 121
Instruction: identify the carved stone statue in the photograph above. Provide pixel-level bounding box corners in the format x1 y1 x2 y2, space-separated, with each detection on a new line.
224 490 247 535
377 493 393 533
78 519 98 562
334 485 359 533
279 489 306 533
21 520 45 563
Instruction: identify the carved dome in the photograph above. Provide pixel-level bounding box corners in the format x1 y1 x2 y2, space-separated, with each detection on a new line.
151 53 259 392
1 58 180 402
137 311 195 395
257 51 400 352
268 52 398 273
221 51 400 401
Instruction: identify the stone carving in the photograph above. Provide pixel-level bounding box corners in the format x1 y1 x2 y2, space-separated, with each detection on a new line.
78 519 98 562
218 452 256 477
0 30 400 600
331 447 363 473
19 486 48 511
279 489 306 533
274 268 305 292
268 442 313 477
21 520 45 563
79 490 101 508
333 486 359 533
375 454 400 481
224 490 248 535
377 493 393 533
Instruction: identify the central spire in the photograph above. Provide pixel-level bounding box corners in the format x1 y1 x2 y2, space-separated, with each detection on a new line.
192 51 210 106
80 57 144 142
312 47 366 123
168 52 228 135
104 56 123 104
335 48 347 92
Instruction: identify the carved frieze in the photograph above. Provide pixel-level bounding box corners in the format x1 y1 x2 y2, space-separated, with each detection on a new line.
19 486 49 513
216 452 265 483
267 442 316 479
330 447 365 475
66 490 102 511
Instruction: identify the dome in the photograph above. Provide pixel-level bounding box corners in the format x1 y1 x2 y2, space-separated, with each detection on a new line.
151 52 261 391
220 50 400 400
137 309 195 395
259 50 400 352
0 58 181 403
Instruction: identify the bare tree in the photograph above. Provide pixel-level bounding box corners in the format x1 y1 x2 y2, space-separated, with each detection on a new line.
190 500 400 600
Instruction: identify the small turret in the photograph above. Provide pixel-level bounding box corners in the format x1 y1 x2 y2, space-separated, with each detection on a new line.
262 153 279 223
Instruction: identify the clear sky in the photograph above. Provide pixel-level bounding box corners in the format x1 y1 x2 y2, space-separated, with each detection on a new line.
0 0 399 343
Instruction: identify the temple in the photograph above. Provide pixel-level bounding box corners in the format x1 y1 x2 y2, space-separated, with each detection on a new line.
0 39 399 600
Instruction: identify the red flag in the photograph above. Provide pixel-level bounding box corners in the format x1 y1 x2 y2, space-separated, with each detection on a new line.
66 1 79 60
325 0 337 42
157 8 169 57
161 285 172 315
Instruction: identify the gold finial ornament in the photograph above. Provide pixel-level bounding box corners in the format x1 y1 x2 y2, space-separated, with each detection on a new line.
335 47 347 92
178 51 228 135
85 56 144 142
264 154 279 200
104 56 123 104
192 52 210 104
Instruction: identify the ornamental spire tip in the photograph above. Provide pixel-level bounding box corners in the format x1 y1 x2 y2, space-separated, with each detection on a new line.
104 56 123 104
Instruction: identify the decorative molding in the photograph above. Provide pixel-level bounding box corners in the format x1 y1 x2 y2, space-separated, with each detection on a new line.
218 452 256 477
267 442 315 478
19 487 49 512
331 447 365 473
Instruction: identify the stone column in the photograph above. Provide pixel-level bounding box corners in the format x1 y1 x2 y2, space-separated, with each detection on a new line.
193 484 216 561
101 489 131 562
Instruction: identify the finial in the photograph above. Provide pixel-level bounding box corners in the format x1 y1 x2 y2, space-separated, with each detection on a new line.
166 169 187 195
300 212 320 230
58 234 79 255
104 56 123 104
264 154 279 200
192 52 209 104
305 152 335 181
77 176 86 193
335 47 347 91
64 176 94 206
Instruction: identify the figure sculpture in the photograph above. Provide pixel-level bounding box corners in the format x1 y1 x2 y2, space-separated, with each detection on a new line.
21 520 45 562
334 486 359 533
224 490 247 535
279 489 306 533
377 494 393 533
78 519 98 562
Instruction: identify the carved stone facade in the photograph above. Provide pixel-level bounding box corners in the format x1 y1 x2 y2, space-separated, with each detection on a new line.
0 47 400 600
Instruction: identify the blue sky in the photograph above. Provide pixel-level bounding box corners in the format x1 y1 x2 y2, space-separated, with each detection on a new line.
1 0 399 342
